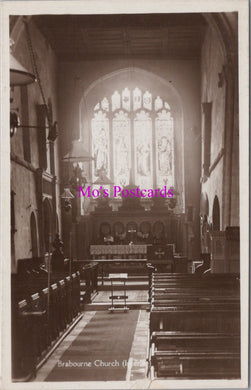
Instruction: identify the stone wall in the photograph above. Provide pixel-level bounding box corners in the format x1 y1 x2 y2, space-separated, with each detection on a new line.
200 22 239 230
10 18 61 271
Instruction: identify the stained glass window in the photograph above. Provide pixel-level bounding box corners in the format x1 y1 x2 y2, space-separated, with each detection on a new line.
91 88 174 196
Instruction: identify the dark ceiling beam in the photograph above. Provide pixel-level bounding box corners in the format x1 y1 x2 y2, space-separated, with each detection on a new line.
32 13 206 61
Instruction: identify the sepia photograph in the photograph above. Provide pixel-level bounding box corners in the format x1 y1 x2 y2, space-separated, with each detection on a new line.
1 0 249 389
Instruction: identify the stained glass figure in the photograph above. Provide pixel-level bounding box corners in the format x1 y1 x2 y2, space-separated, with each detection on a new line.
91 111 110 180
155 109 174 188
113 110 131 188
134 110 153 190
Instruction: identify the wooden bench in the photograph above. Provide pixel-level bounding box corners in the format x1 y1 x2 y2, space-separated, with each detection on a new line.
150 306 240 332
151 331 240 350
148 272 240 379
12 269 81 381
151 350 240 378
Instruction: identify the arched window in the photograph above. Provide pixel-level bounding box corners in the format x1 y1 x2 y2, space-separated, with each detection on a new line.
212 196 220 231
91 87 174 191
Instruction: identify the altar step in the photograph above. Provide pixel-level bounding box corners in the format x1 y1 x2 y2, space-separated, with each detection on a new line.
84 289 149 310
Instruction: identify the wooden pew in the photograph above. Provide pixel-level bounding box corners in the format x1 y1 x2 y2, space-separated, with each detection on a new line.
28 293 47 359
151 350 240 378
149 274 239 301
151 300 239 309
150 307 240 333
12 299 35 380
40 287 51 348
150 331 240 378
148 272 240 379
13 297 46 380
65 276 73 323
12 269 82 381
151 331 240 350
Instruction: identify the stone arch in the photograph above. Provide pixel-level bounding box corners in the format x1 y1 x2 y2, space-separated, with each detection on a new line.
81 67 183 109
202 13 237 61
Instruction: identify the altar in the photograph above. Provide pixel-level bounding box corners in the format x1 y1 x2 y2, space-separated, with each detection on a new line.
87 243 188 280
90 244 148 259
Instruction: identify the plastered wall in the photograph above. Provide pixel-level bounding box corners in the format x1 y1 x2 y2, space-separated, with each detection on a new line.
10 18 61 270
201 24 239 229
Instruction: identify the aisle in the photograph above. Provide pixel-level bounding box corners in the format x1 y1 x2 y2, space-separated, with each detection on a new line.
45 310 139 381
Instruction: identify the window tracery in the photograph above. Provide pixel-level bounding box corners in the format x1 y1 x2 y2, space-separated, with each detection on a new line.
91 88 174 191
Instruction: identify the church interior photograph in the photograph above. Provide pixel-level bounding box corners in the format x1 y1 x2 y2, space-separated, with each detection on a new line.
2 1 249 388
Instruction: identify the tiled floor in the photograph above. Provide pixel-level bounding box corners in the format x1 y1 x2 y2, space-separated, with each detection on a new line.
34 309 149 382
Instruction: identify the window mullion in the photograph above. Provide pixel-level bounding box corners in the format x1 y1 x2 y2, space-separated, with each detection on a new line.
109 104 114 183
130 109 135 184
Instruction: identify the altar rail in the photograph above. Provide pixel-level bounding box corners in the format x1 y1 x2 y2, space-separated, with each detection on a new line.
90 244 148 259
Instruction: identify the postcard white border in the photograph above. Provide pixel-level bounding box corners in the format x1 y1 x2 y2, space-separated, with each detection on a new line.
1 0 249 389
